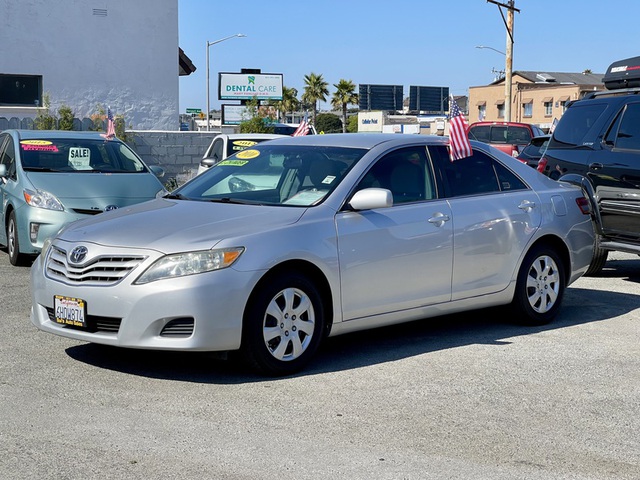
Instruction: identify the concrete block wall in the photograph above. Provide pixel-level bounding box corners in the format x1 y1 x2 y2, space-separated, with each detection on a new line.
126 131 219 188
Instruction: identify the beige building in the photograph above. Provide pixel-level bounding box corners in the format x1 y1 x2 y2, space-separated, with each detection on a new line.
468 71 605 131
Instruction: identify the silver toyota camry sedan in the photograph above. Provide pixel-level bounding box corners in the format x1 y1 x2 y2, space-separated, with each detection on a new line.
30 134 595 376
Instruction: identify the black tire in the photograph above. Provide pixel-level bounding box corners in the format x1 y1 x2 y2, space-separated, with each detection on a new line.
240 272 325 376
7 211 27 267
510 245 565 326
584 234 608 277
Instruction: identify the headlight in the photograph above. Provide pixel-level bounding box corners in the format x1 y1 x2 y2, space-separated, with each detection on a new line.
134 247 245 284
23 189 64 211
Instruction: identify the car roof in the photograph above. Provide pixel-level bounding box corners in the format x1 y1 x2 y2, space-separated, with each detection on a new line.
263 132 453 149
218 133 286 140
4 129 119 141
469 121 537 128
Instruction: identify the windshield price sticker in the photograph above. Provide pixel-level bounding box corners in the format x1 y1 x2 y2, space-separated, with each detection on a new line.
54 295 86 328
68 147 91 169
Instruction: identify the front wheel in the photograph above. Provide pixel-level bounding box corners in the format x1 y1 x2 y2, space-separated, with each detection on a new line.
7 211 28 266
240 272 326 376
510 245 565 326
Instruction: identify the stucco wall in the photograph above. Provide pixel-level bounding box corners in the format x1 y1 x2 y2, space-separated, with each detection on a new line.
0 0 179 130
126 131 219 187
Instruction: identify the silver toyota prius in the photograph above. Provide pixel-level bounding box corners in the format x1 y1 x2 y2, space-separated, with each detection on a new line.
30 134 595 376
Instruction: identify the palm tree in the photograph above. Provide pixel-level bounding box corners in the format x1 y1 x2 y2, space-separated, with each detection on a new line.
302 72 329 126
331 79 359 133
276 86 299 122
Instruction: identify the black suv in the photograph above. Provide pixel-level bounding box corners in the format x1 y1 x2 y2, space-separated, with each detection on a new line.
538 56 640 275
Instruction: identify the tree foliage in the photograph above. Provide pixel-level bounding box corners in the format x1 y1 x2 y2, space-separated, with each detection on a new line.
315 113 343 134
331 79 358 133
302 72 329 126
57 105 75 130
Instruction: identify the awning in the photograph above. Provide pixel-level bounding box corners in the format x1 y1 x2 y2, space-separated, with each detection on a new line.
476 100 486 106
495 99 505 105
542 96 553 102
558 95 570 102
522 98 533 104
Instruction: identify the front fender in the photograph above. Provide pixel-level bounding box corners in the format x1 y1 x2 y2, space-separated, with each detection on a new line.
559 173 603 235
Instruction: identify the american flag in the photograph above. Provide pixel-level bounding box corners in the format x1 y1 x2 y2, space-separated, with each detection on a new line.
105 106 116 139
448 96 472 161
292 113 310 137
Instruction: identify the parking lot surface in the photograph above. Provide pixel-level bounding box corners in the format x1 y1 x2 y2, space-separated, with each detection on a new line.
1 250 638 479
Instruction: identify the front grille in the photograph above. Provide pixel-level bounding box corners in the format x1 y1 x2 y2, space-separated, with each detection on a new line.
71 208 105 215
46 307 121 333
46 245 146 286
160 318 194 337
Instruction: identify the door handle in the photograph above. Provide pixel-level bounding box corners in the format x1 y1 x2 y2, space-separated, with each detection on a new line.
518 200 536 212
428 212 450 227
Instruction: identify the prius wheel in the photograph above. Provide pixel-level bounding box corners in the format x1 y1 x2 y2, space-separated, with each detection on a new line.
510 245 565 326
240 272 325 376
7 211 27 267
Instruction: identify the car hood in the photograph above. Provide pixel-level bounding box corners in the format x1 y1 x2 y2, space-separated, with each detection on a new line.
24 171 164 208
57 198 306 252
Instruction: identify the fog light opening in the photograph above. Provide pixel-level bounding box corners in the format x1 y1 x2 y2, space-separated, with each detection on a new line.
30 223 41 243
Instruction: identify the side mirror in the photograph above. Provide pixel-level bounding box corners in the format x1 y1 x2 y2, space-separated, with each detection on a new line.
149 165 165 178
199 158 216 169
348 188 393 210
0 164 6 178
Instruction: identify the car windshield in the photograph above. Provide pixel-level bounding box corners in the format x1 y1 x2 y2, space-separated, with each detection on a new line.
19 137 148 173
175 144 364 207
224 138 271 158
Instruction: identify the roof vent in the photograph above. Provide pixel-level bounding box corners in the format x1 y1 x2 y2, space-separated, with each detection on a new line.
93 8 107 16
536 73 556 82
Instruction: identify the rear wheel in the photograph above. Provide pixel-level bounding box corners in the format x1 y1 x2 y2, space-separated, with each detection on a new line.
240 272 325 376
510 245 565 326
7 211 28 266
584 234 608 276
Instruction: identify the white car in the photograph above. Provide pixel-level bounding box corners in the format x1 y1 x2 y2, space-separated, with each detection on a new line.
30 134 595 376
197 133 285 175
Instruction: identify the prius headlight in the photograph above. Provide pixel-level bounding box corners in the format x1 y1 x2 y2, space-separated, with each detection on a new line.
24 189 64 211
134 247 245 284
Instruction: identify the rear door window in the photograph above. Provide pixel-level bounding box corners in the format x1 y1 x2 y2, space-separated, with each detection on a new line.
552 103 608 147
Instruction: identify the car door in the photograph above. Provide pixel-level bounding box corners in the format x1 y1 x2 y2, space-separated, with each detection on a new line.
430 145 542 300
0 133 16 245
594 101 640 237
336 146 453 321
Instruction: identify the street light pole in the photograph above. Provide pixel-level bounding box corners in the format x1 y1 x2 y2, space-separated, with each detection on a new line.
205 33 246 131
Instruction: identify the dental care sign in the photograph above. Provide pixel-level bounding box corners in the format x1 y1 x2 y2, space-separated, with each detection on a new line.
218 72 283 101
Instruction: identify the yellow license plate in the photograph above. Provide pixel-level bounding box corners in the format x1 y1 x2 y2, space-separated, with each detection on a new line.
54 295 86 328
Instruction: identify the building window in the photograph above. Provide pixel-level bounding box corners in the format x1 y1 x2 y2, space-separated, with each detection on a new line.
523 102 533 117
0 74 42 107
497 103 505 118
560 101 568 113
544 102 553 116
478 105 486 121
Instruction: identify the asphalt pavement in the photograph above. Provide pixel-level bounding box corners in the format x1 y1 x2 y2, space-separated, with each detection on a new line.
1 250 638 479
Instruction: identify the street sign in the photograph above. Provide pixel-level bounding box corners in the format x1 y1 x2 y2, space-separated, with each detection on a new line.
186 108 202 114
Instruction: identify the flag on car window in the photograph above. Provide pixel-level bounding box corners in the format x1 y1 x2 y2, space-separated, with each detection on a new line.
447 96 472 161
105 106 116 139
549 117 558 134
292 113 310 137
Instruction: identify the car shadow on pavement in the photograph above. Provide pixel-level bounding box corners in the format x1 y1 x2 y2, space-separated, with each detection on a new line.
64 274 640 384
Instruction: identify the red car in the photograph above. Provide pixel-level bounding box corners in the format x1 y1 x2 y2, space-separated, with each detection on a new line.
468 121 546 157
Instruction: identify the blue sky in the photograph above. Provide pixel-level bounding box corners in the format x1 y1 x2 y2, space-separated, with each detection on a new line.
178 0 640 113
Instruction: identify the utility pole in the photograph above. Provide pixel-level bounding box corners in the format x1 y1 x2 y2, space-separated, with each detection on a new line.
487 0 519 122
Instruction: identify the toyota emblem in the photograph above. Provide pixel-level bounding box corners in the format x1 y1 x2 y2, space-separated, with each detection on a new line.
69 246 88 264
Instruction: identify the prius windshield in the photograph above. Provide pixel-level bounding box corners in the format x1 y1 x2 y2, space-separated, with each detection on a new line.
19 138 148 173
175 144 364 207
